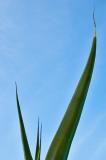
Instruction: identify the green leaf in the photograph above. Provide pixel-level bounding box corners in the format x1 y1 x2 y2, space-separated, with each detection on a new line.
16 84 33 160
45 25 96 159
35 119 42 160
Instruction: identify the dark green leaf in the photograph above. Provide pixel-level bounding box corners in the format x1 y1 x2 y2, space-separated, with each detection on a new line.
16 84 33 160
35 119 42 160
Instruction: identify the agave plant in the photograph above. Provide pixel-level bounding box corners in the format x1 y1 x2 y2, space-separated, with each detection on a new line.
16 15 97 160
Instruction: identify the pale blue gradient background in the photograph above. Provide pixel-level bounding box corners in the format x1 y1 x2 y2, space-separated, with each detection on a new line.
0 0 106 159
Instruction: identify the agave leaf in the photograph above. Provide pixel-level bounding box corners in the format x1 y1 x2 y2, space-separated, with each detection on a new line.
35 119 42 160
45 24 96 159
16 84 33 160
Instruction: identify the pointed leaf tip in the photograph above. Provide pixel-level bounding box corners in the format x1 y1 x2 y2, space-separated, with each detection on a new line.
16 86 33 160
35 119 42 160
93 10 96 37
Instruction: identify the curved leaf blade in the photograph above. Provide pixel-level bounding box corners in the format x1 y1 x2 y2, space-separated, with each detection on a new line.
46 29 96 160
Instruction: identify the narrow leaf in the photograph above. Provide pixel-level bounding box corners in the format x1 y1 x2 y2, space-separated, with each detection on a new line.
46 25 96 159
35 120 42 160
39 124 42 156
35 119 40 160
16 84 33 160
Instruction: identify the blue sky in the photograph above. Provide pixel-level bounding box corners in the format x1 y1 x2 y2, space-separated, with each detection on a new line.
0 0 106 159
